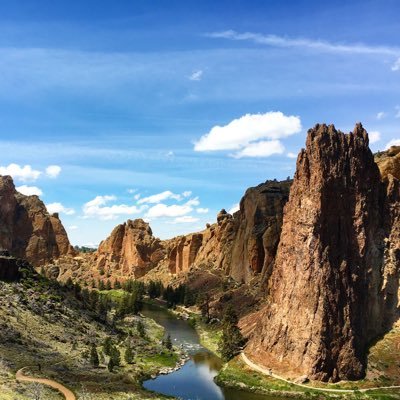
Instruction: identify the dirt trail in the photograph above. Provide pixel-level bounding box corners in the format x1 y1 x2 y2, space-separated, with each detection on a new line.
16 367 76 400
241 352 400 394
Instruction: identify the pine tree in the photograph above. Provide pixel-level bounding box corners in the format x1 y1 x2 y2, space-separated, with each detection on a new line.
137 320 146 338
99 280 106 291
124 345 134 364
89 344 99 368
103 337 113 356
165 334 173 350
218 306 245 362
105 279 112 290
108 357 115 372
110 346 121 366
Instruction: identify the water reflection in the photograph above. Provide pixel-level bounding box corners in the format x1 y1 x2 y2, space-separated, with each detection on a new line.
142 304 288 400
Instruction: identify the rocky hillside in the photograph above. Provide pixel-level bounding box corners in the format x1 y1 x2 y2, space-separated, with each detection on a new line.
245 124 400 382
0 175 75 267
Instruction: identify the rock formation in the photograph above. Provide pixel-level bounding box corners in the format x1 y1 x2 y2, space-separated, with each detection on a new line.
245 124 400 382
0 175 75 267
159 180 291 283
375 145 400 180
93 219 165 279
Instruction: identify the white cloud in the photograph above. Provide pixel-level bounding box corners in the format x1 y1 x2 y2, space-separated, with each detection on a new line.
392 58 400 71
183 191 192 197
207 30 400 56
369 131 381 144
376 111 386 120
196 208 209 214
189 70 203 81
396 106 400 119
16 185 43 196
45 165 61 178
127 188 137 194
173 216 200 223
386 139 400 149
46 202 75 215
287 152 298 159
83 195 145 220
133 193 141 200
194 112 301 154
228 203 240 214
138 190 184 204
0 163 41 182
68 225 78 230
145 197 199 219
232 140 285 158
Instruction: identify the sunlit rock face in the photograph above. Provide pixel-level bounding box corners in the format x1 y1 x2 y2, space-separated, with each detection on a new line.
245 124 400 382
0 175 75 267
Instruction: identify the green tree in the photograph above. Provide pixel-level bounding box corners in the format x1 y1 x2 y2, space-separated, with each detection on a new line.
124 345 134 364
105 279 112 290
103 337 113 356
110 346 121 367
98 280 106 291
108 357 115 372
137 320 146 338
218 306 245 362
165 334 172 351
90 344 99 368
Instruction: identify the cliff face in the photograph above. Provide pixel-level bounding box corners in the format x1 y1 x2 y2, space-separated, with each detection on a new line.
0 175 75 267
245 124 400 382
93 219 165 279
163 180 291 283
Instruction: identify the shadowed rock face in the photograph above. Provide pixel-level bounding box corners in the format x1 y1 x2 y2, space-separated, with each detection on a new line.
93 219 165 278
245 124 400 382
0 175 75 267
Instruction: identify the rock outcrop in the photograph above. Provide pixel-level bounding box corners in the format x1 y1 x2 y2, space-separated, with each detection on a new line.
93 219 165 279
163 180 291 283
245 124 400 382
375 145 400 181
0 175 75 267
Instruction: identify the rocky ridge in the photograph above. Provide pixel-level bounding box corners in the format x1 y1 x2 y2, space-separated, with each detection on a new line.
0 175 75 267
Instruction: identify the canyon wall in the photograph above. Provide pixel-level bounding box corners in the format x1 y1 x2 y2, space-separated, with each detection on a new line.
245 124 400 382
0 175 75 267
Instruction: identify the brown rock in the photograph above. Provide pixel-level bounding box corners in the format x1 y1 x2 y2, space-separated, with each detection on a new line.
375 145 400 180
94 219 165 278
0 175 75 267
245 123 400 382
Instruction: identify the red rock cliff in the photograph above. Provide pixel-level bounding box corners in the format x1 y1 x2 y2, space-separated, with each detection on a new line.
245 124 400 382
0 175 75 267
94 219 165 279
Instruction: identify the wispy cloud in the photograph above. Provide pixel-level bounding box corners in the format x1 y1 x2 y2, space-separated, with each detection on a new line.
137 190 185 204
376 111 386 120
369 131 381 144
392 58 400 71
189 70 203 81
16 185 43 196
0 163 41 182
386 139 400 149
45 165 61 178
83 195 146 220
47 202 75 215
206 30 400 56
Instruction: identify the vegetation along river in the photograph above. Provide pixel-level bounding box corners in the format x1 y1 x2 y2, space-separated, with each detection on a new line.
142 303 290 400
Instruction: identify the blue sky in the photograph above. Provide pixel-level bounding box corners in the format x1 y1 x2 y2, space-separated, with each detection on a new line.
0 0 399 246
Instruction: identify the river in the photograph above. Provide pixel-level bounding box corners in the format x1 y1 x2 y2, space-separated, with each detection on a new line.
142 303 290 400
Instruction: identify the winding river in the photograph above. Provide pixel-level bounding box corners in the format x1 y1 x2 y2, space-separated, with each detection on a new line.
142 303 288 400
